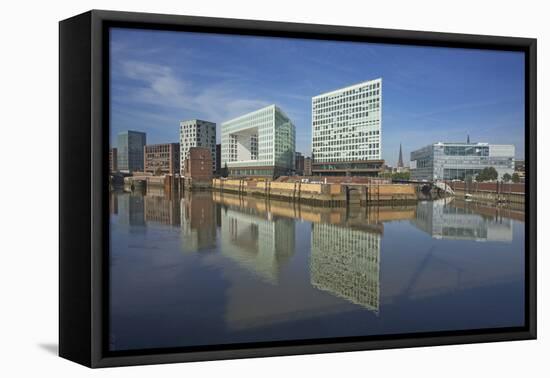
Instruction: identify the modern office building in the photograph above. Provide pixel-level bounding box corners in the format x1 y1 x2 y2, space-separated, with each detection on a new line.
221 104 295 177
215 143 221 175
410 142 515 181
180 119 216 175
311 78 384 176
117 130 146 172
109 147 118 173
304 156 312 176
143 143 180 176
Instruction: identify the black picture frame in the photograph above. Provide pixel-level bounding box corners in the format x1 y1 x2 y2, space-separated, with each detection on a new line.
59 9 537 368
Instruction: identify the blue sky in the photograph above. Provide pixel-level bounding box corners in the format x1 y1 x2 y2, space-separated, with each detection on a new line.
110 28 525 165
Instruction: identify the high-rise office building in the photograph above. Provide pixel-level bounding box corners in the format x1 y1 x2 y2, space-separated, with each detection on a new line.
109 147 118 173
180 119 216 175
117 130 146 172
221 104 295 177
410 142 515 181
311 78 383 176
215 143 221 175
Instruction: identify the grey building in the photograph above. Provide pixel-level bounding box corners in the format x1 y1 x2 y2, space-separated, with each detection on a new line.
410 142 514 181
180 119 217 175
117 130 146 172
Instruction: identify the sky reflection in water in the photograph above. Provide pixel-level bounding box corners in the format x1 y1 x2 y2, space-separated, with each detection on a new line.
109 191 525 352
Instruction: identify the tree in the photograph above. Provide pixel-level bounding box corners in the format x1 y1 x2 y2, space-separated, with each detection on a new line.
512 172 521 183
221 162 229 178
392 171 411 181
486 167 498 181
502 173 512 182
475 167 498 182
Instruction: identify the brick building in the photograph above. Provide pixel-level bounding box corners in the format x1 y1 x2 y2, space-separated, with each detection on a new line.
143 143 180 175
183 147 213 180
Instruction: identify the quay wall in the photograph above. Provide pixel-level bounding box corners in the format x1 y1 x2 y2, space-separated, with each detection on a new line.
449 181 525 205
212 178 417 205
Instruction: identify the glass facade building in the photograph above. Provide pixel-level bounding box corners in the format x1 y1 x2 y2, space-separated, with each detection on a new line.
221 104 295 177
180 119 216 175
117 130 146 172
410 142 515 181
311 78 383 176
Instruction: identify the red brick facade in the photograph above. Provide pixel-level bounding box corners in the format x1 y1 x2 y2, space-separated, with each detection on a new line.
184 147 213 180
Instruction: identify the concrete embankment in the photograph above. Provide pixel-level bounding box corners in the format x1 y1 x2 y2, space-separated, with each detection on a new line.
212 178 417 206
449 181 525 205
122 175 210 193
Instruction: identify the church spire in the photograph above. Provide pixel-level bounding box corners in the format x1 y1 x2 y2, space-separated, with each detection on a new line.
397 143 404 168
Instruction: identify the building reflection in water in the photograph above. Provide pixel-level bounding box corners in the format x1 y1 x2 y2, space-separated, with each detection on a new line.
213 192 388 311
110 191 118 215
412 199 513 242
180 191 218 252
310 223 381 313
219 204 295 284
116 192 145 226
144 194 181 226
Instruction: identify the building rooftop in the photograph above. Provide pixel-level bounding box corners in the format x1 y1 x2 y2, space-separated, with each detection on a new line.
312 78 382 99
180 119 216 125
221 104 290 125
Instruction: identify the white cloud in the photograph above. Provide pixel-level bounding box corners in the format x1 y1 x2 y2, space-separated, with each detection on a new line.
117 60 269 123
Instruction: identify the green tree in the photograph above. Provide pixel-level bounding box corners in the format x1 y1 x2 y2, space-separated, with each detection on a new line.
486 167 498 181
393 171 411 181
476 167 498 182
512 172 521 183
475 170 486 182
502 173 512 182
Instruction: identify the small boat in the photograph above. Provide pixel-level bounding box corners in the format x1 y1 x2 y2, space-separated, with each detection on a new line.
464 193 473 201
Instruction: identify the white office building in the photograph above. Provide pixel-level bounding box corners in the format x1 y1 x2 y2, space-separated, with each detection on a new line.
311 78 383 176
410 142 515 181
179 119 216 175
221 104 295 177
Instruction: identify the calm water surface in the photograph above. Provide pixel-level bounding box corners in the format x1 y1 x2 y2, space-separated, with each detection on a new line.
109 190 525 352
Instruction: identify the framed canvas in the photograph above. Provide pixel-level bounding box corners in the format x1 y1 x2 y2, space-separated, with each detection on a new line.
59 10 537 368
